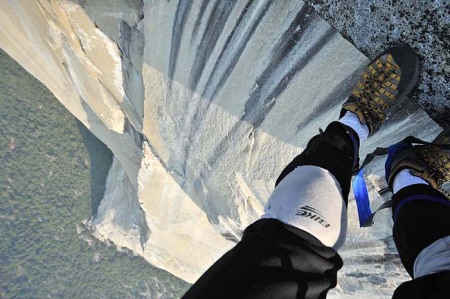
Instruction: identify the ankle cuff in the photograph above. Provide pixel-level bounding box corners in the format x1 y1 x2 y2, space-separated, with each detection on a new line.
393 169 429 193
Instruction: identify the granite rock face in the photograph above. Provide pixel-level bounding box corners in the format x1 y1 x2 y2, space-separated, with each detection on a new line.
307 0 450 128
0 0 444 295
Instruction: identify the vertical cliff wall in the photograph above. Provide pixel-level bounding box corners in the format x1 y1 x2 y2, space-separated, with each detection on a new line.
0 0 443 295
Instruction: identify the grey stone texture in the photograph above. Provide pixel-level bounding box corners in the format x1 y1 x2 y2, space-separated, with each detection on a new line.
307 0 450 128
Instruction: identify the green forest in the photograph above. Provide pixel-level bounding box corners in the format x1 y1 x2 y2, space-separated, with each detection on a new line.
0 49 190 298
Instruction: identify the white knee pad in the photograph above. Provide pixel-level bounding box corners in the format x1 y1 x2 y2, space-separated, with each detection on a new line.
263 166 347 250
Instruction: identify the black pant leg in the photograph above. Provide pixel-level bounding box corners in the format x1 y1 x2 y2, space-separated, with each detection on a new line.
392 184 450 277
392 272 450 299
391 184 450 299
184 122 358 299
275 121 358 204
182 219 343 299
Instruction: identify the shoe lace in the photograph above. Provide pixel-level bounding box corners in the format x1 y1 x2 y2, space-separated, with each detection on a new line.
358 60 399 127
420 141 450 197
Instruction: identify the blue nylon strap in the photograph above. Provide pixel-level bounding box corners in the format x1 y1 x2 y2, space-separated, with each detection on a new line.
353 167 373 227
352 138 438 227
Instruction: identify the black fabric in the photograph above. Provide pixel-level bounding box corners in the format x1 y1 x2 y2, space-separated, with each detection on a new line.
183 123 450 298
392 272 450 299
392 184 450 278
275 122 358 205
182 219 343 299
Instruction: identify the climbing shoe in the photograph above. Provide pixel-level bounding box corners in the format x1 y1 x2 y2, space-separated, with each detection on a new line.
386 128 450 199
341 45 421 136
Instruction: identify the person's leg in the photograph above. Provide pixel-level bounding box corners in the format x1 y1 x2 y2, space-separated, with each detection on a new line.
385 130 450 298
263 44 420 252
183 122 362 299
263 120 361 250
392 185 450 277
183 45 420 299
183 121 361 299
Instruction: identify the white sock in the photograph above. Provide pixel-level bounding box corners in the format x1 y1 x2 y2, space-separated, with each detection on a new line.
393 169 429 193
338 111 369 142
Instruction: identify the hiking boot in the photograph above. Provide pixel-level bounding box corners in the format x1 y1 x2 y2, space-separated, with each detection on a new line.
386 128 450 198
341 45 421 136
